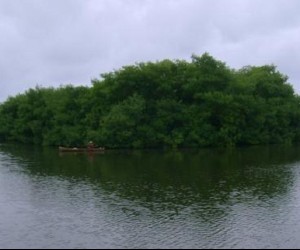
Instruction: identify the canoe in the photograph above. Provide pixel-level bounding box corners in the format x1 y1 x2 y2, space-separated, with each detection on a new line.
59 146 105 152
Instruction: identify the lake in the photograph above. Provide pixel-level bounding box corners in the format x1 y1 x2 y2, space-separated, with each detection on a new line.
1 144 300 248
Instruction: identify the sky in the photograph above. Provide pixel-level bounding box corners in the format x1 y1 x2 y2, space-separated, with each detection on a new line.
0 0 300 102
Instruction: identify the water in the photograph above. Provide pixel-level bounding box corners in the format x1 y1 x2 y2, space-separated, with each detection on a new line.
1 144 300 248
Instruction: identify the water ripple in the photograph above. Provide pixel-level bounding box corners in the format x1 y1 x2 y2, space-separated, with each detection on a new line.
2 146 300 248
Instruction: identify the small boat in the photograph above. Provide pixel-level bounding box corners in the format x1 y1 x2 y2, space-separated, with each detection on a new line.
59 146 105 152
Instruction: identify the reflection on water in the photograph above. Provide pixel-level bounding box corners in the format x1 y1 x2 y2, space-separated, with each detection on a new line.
1 144 300 248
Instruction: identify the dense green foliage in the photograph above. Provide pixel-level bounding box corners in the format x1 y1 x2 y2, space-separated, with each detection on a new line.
1 53 300 148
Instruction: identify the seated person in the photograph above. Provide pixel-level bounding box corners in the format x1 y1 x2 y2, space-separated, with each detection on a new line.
87 141 95 149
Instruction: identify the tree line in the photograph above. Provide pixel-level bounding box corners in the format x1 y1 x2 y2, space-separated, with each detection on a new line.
1 53 300 148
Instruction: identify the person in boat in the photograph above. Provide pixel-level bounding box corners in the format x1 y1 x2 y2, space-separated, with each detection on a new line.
87 141 96 149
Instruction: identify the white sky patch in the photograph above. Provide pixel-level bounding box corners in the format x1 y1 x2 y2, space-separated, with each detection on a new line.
0 0 300 102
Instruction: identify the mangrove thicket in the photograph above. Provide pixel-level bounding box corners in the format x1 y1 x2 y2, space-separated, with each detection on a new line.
0 53 300 148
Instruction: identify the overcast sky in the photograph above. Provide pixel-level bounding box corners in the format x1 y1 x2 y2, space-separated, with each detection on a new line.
0 0 300 102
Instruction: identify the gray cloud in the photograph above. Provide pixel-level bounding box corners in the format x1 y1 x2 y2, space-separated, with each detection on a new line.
1 0 300 102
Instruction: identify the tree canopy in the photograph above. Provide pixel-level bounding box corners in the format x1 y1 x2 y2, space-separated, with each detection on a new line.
1 53 299 148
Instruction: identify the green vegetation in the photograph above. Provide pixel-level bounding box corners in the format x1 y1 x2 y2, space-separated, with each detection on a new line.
1 53 300 148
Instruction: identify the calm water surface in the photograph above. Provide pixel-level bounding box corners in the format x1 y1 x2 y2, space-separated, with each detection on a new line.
1 144 300 249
